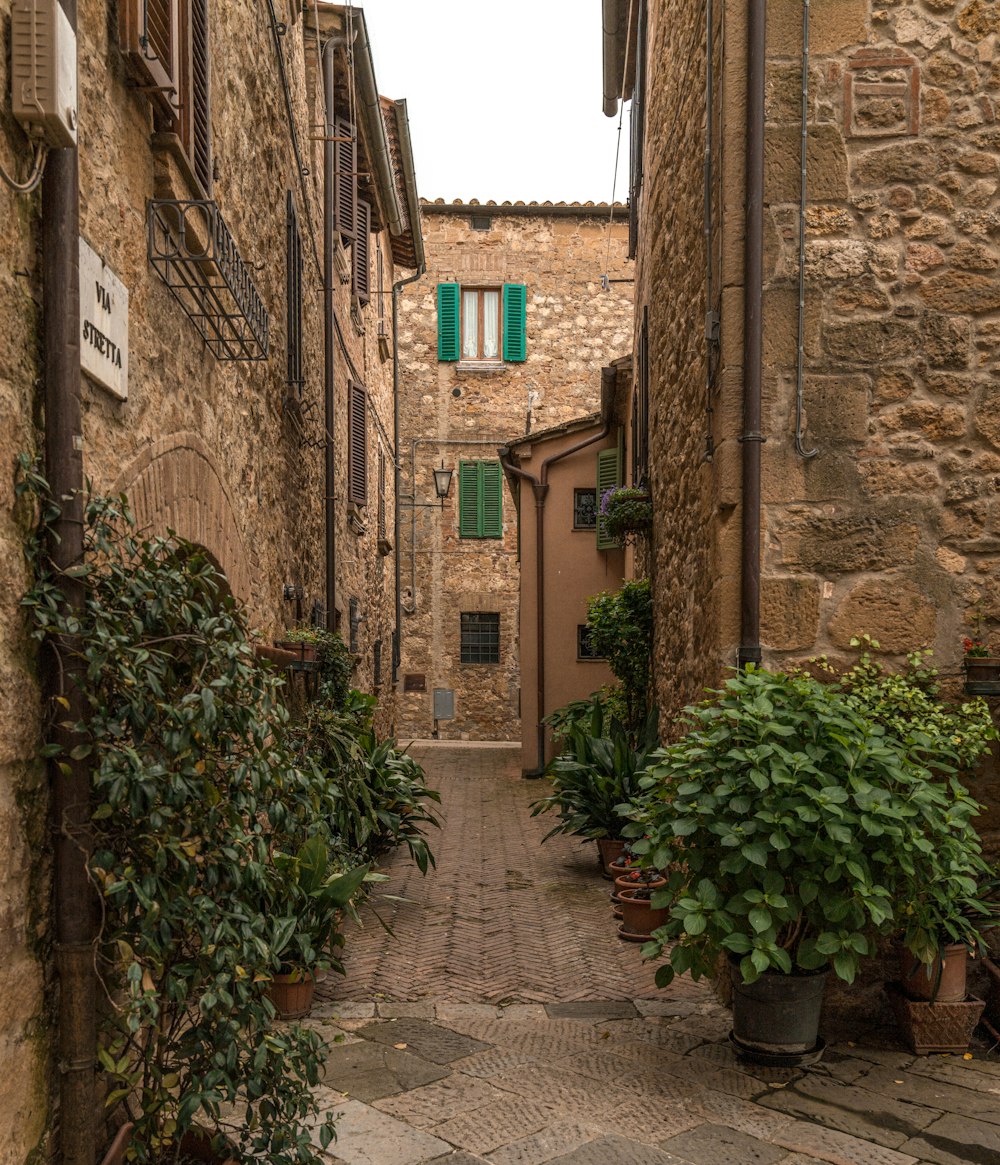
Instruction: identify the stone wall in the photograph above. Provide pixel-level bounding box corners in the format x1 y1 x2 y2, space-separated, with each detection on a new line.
0 1 413 1153
634 0 722 731
396 206 632 740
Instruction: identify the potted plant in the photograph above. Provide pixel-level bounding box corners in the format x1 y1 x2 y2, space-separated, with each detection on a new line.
629 666 994 1066
962 635 1000 692
599 486 653 544
530 705 659 877
269 837 368 1019
616 868 668 940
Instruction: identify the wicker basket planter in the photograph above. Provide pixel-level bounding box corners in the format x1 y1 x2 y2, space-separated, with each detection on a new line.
887 982 985 1054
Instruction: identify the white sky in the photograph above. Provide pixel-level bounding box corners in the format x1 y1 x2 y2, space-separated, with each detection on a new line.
358 0 629 204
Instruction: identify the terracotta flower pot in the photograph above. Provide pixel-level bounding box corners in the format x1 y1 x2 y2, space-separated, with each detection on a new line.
268 970 316 1019
899 943 969 1003
617 886 668 942
887 982 985 1055
596 838 626 879
274 639 318 663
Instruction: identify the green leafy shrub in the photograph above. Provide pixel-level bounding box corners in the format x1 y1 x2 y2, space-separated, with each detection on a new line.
20 477 339 1164
530 706 660 841
288 691 441 874
585 579 654 737
282 626 353 710
631 667 994 989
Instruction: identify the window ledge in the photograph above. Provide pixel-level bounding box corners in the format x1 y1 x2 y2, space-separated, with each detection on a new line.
151 132 210 203
456 361 506 374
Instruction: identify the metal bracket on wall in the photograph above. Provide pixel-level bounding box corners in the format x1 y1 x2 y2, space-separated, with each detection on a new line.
147 199 269 361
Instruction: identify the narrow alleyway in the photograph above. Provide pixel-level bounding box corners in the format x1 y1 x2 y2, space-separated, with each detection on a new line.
308 744 1000 1165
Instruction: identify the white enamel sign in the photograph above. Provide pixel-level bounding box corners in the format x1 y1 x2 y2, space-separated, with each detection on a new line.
79 239 129 401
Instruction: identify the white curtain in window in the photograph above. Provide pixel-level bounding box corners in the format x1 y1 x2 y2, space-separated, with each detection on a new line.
462 290 478 359
483 290 499 358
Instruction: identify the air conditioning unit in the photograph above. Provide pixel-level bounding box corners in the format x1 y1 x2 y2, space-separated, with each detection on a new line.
11 0 78 148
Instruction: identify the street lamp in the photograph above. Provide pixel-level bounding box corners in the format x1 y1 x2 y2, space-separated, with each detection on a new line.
432 462 454 507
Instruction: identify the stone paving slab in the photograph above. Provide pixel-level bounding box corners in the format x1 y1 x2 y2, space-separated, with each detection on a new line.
661 1123 788 1165
307 743 1000 1165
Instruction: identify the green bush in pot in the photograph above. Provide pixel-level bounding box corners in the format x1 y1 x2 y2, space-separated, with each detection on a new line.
630 666 992 992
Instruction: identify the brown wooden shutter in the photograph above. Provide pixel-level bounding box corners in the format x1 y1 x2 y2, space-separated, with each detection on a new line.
378 448 387 539
353 199 371 304
119 0 181 117
186 0 212 193
348 381 368 506
335 119 357 243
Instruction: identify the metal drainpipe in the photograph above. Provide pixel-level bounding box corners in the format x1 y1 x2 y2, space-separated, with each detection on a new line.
43 2 97 1161
322 39 338 632
392 267 424 680
739 0 766 670
499 371 615 775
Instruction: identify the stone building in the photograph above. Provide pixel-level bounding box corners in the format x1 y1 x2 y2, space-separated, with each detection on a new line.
0 1 421 1158
603 0 1000 737
395 203 632 746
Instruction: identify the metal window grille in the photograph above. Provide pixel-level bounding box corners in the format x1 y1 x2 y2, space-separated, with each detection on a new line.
573 488 597 529
460 612 500 665
470 214 492 231
286 191 304 394
577 625 605 660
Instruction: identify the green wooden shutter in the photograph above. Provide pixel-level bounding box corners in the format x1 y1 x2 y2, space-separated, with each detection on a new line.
502 283 526 362
438 283 460 361
458 461 479 537
596 447 621 550
481 461 502 537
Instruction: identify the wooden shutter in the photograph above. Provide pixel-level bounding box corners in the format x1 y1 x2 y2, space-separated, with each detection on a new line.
481 462 503 538
348 381 368 506
378 448 387 539
458 461 480 537
596 447 622 550
502 283 527 362
353 199 371 304
186 0 212 193
286 192 303 392
119 0 181 117
438 283 460 361
335 119 357 243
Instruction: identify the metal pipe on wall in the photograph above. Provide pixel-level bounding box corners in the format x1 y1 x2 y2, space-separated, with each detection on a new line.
322 39 338 631
739 0 766 670
43 1 97 1159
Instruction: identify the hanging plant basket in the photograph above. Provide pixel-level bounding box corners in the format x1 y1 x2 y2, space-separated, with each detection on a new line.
599 488 653 545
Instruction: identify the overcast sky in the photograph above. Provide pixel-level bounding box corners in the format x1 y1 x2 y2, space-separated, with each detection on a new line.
359 0 628 204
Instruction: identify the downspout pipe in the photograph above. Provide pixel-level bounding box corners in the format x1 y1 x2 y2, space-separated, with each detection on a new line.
392 266 424 679
43 2 97 1162
739 0 766 670
499 368 616 776
323 39 338 632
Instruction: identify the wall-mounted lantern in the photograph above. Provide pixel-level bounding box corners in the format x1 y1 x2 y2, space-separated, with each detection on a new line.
432 462 454 507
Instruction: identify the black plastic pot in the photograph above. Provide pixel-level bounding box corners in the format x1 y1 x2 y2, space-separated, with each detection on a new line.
729 956 828 1065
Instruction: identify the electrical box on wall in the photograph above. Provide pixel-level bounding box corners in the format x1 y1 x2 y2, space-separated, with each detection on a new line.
11 0 78 148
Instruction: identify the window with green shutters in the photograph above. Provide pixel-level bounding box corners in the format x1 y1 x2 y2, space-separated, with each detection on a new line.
437 282 526 363
596 447 622 550
458 460 503 538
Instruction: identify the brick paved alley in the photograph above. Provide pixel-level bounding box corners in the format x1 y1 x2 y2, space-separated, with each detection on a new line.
308 744 1000 1165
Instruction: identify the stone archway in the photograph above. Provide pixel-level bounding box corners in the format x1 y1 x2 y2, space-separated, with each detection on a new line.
111 433 258 619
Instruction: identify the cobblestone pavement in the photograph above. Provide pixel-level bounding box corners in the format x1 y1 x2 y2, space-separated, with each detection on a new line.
306 743 1000 1165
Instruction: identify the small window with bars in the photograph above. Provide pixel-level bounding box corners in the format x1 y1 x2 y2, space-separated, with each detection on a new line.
460 612 500 665
577 625 605 661
373 638 383 687
573 488 597 530
286 191 303 395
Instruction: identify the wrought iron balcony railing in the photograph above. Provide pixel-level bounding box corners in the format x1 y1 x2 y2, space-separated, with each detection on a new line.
147 199 269 361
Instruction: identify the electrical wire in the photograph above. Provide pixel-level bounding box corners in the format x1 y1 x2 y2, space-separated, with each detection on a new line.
0 139 47 194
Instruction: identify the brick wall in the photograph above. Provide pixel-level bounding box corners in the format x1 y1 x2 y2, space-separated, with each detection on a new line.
396 206 632 740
